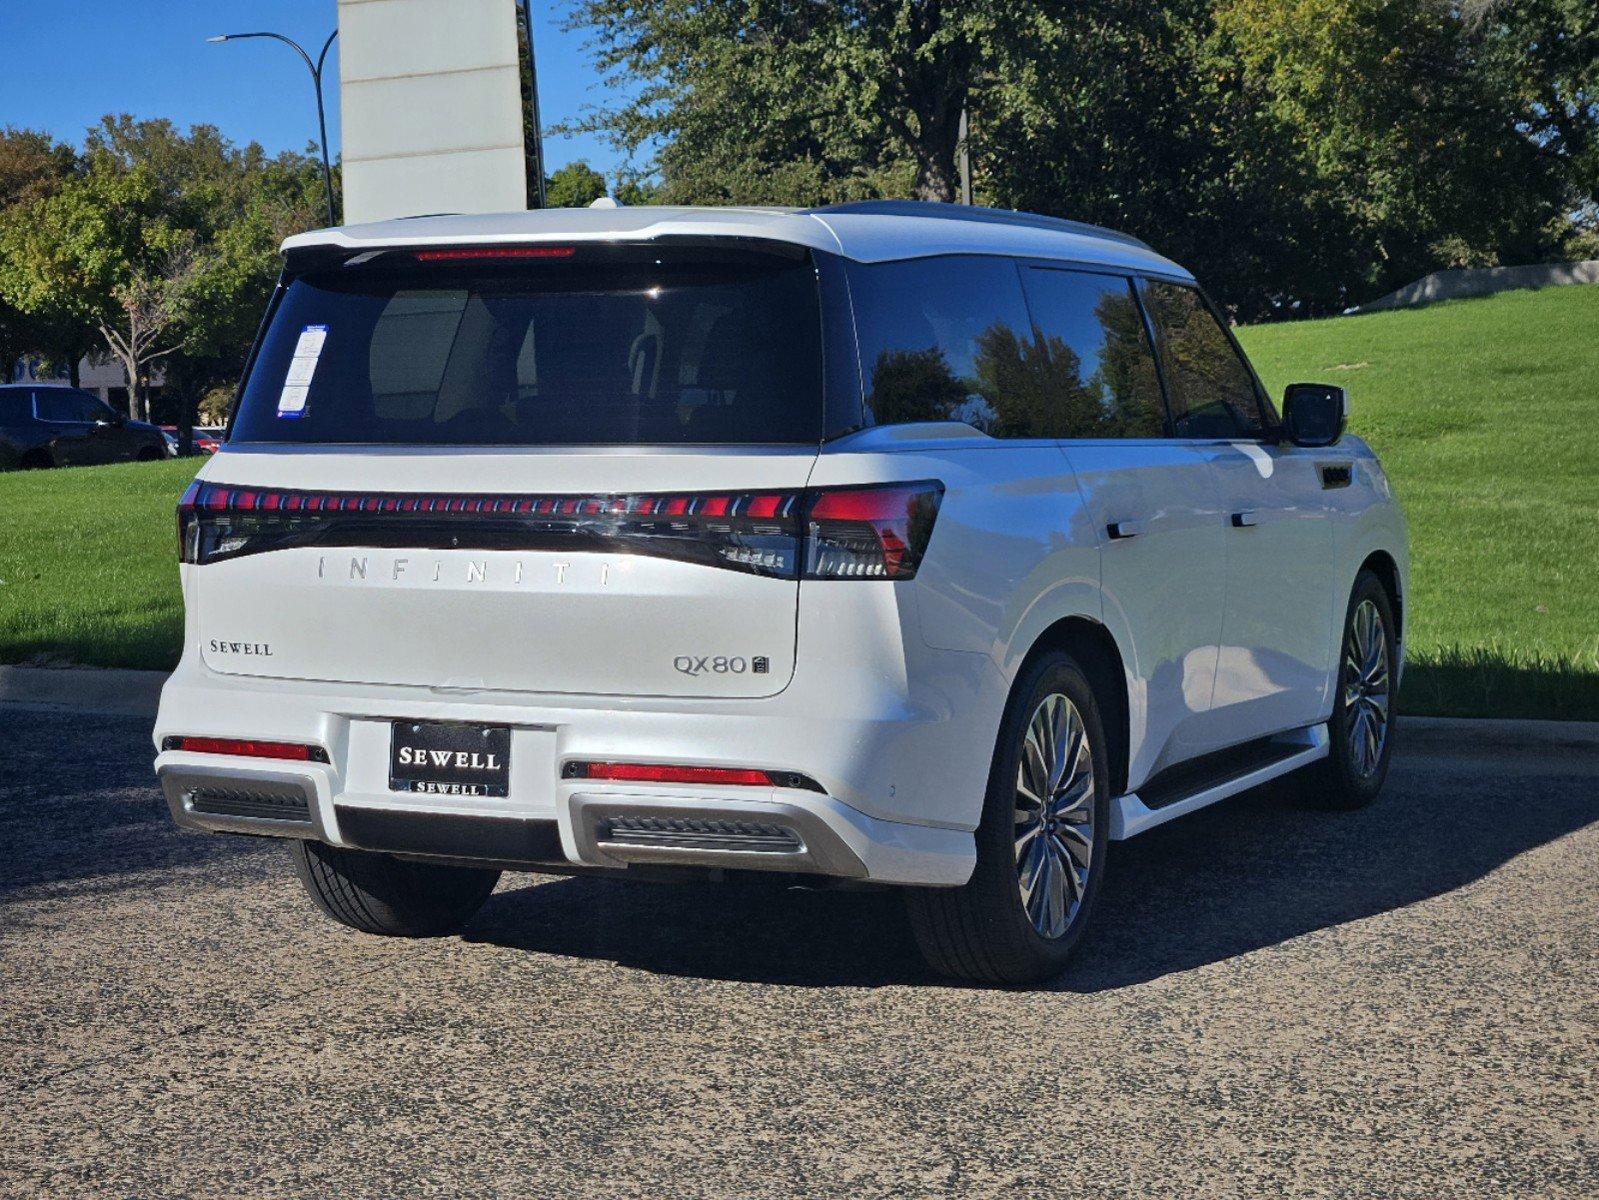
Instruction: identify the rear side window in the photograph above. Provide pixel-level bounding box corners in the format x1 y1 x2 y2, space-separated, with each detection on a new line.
1020 268 1166 438
0 391 30 423
231 250 825 446
1142 281 1269 438
33 390 96 422
847 256 1050 437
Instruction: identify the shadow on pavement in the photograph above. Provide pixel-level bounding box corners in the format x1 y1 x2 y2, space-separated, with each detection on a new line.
6 707 1596 992
467 743 1599 991
0 709 277 900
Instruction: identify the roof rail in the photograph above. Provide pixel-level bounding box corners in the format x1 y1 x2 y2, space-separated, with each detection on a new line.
806 200 1153 252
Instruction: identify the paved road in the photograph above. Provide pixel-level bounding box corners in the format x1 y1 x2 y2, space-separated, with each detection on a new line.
1 707 1595 1198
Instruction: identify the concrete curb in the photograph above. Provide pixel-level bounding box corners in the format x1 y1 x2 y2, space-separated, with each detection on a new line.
0 666 169 718
2 667 1597 752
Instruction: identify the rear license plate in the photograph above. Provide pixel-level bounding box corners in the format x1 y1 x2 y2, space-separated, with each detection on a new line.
389 721 511 797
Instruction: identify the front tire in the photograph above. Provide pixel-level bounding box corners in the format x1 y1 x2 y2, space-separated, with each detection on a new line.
289 840 500 937
1300 569 1398 809
906 650 1111 986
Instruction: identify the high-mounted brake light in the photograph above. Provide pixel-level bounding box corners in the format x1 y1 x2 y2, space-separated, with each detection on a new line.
176 479 943 580
414 246 577 262
564 761 824 791
163 736 329 762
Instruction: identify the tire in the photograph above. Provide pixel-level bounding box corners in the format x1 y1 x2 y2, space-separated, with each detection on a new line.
1299 569 1398 809
905 650 1112 986
289 840 500 937
19 450 53 469
136 447 161 462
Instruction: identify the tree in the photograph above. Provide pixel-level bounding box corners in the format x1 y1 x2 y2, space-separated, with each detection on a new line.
0 119 325 424
0 164 194 419
566 0 1598 317
565 1 1045 203
545 161 609 207
0 128 83 381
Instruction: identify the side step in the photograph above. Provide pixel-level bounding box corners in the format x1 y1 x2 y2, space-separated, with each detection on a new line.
1110 724 1329 840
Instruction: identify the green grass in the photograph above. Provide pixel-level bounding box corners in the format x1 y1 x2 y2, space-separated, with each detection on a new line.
2 284 1597 718
1 458 199 670
1237 284 1599 720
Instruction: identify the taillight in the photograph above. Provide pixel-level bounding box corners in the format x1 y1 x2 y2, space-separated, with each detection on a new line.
162 736 329 762
176 479 943 580
177 479 202 562
803 482 944 579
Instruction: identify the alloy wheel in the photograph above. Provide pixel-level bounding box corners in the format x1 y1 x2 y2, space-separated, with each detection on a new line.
1343 598 1391 777
1014 693 1095 939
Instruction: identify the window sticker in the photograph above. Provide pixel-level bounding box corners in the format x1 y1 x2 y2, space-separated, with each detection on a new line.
278 324 327 418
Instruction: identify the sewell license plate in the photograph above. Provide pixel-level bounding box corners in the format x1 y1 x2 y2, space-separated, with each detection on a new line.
389 721 511 797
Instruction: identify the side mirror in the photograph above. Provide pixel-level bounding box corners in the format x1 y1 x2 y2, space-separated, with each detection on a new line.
1281 383 1346 448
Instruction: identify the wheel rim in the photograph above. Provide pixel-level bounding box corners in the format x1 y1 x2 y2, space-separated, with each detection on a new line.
1343 598 1391 778
1014 693 1095 940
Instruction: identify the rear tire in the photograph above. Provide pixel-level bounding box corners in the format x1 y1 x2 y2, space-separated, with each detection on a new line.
19 450 53 469
1298 569 1398 809
289 840 500 937
905 650 1111 986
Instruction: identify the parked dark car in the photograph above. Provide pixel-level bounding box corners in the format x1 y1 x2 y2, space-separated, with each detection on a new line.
0 385 170 469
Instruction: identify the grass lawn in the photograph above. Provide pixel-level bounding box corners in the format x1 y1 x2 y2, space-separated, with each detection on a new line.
1238 284 1599 720
1 457 199 671
2 284 1596 718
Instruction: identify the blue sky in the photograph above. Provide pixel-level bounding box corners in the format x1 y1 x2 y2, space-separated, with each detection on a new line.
0 1 630 177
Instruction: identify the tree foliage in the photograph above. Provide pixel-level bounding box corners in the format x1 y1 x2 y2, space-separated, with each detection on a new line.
567 0 1599 316
545 160 610 207
0 117 325 422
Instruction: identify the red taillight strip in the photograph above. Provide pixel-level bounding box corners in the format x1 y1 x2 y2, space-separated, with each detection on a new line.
163 736 329 763
182 483 804 520
563 761 825 792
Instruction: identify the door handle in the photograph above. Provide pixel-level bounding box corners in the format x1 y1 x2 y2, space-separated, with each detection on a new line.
1231 510 1258 528
1107 520 1143 540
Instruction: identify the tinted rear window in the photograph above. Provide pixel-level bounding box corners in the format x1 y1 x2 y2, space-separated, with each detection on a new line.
0 391 30 423
847 255 1040 436
232 250 825 446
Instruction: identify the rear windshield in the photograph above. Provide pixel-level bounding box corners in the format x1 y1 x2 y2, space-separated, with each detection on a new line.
231 249 825 446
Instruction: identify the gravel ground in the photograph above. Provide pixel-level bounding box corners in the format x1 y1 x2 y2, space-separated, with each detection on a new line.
1 707 1595 1198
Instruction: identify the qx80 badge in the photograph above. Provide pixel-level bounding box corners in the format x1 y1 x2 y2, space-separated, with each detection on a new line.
674 656 771 677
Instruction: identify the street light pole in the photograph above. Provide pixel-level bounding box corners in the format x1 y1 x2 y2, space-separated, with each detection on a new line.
208 30 340 227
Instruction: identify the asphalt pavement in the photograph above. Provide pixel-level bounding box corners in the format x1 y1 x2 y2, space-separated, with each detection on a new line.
1 705 1595 1198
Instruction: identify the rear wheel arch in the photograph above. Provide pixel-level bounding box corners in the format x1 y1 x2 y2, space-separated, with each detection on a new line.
1017 616 1130 799
1358 550 1403 645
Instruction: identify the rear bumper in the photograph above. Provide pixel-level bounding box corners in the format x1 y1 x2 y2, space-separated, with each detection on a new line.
156 751 972 886
152 650 995 887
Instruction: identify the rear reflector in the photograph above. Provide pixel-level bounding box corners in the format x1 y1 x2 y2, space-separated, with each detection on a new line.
564 761 824 791
163 736 329 763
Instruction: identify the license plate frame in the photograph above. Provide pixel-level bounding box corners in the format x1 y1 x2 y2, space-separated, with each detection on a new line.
389 721 511 797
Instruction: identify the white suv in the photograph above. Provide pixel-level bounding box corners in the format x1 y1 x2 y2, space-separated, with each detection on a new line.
153 201 1407 985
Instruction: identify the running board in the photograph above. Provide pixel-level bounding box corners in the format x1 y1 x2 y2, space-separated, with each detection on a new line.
1110 723 1329 840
